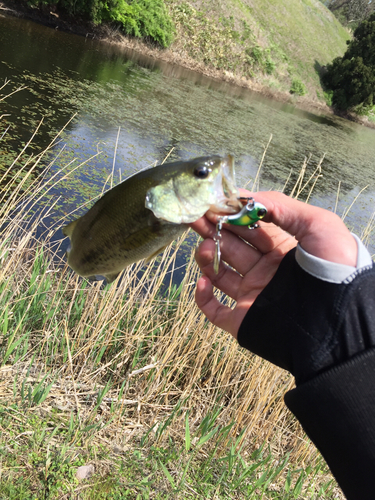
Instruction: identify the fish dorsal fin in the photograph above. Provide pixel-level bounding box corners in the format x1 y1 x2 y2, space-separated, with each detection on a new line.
62 219 79 238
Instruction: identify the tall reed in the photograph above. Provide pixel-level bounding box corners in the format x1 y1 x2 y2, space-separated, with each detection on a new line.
0 116 341 497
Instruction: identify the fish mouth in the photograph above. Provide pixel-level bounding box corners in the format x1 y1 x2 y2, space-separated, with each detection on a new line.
210 155 242 214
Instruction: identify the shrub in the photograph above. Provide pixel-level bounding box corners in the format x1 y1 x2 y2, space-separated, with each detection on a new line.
103 0 174 48
290 78 307 96
25 0 174 47
265 57 276 74
323 90 333 106
250 46 263 64
245 46 277 75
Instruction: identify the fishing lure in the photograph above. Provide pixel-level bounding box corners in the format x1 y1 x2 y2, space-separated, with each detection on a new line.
213 197 267 274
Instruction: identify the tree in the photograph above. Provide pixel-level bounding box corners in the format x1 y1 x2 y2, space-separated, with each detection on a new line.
327 0 375 25
322 12 375 112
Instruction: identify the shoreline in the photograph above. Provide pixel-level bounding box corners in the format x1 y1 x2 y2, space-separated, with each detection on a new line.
1 0 374 128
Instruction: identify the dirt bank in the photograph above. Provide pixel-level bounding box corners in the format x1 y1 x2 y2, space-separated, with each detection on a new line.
1 0 373 127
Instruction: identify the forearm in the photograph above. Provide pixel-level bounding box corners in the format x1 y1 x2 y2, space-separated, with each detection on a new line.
237 236 375 498
285 348 375 499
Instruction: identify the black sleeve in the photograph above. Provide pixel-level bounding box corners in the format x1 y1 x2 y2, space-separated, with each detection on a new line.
285 349 375 499
237 249 375 499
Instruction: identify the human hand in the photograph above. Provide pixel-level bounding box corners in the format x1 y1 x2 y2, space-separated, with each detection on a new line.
190 190 357 339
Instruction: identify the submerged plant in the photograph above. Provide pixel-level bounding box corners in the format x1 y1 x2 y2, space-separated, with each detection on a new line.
0 107 343 497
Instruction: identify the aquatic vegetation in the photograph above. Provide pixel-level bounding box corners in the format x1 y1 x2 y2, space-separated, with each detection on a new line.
0 112 345 497
0 16 373 492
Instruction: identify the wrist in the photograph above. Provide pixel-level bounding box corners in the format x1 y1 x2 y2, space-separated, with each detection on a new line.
237 243 374 385
296 234 372 284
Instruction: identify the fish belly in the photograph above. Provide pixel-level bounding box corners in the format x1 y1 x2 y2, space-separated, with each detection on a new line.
67 222 185 279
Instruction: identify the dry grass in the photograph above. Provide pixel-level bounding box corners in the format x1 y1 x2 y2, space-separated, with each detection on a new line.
0 113 343 498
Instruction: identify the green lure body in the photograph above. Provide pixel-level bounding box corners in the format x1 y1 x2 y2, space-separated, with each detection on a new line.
225 200 267 227
212 198 267 274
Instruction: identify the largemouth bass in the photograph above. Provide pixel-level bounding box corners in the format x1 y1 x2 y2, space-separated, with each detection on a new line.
63 155 242 283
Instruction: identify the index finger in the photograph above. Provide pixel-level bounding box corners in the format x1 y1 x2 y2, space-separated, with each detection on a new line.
190 189 295 256
253 191 357 266
193 190 357 266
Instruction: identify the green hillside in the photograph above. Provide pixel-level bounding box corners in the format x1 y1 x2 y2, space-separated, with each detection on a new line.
2 0 351 102
165 0 350 101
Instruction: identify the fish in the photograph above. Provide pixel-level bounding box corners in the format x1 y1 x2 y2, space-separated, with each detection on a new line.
62 155 242 283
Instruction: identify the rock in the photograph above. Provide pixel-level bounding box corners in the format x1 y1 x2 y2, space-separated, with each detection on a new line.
76 464 95 480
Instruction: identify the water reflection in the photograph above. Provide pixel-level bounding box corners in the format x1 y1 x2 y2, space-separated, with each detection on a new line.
1 12 375 256
279 104 345 129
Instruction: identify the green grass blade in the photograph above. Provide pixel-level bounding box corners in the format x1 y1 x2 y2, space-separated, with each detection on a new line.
185 413 191 452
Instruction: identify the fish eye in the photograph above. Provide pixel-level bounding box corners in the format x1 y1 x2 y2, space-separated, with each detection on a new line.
258 208 267 218
194 165 211 179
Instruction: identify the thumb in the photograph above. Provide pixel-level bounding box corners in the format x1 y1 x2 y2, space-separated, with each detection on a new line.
251 191 358 266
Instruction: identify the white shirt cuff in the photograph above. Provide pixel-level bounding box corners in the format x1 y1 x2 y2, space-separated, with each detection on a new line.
295 234 373 284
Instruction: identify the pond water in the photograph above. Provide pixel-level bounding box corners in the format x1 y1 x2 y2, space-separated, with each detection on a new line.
1 13 375 262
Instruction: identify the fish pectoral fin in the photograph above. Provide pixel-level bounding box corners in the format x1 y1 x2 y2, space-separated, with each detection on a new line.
104 271 121 284
62 219 79 238
86 273 120 284
145 244 169 263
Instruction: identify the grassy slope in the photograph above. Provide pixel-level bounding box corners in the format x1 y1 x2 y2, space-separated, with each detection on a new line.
166 0 350 101
0 0 350 104
0 103 344 498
